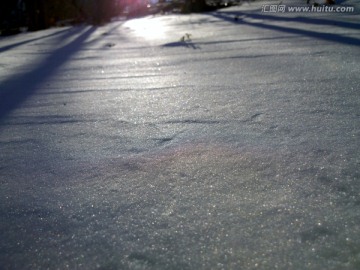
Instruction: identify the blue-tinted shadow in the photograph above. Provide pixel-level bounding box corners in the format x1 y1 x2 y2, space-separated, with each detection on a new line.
0 28 72 54
0 26 96 123
211 11 360 47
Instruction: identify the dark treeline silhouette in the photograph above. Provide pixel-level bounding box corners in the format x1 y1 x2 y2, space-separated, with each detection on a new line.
0 0 240 35
0 0 120 34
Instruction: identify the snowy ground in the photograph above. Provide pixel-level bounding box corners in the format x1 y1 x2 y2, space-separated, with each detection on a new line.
0 1 359 269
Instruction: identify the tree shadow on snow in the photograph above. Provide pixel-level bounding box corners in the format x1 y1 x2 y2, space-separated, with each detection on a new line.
225 9 360 30
0 26 96 123
162 40 200 49
0 28 73 54
211 11 360 47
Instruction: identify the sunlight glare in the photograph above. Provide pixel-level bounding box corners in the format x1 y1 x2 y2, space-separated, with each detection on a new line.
124 17 166 40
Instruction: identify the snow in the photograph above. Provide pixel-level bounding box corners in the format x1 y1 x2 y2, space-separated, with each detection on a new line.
0 1 359 269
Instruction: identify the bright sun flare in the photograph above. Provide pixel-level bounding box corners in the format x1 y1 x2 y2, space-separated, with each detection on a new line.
124 17 166 40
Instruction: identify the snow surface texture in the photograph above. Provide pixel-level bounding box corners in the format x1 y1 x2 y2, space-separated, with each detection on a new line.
0 1 359 269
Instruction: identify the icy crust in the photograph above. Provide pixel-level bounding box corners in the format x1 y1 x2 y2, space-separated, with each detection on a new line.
0 1 360 269
1 141 359 269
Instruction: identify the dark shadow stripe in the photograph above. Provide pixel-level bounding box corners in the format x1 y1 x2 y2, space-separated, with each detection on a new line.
0 26 96 123
0 28 72 54
212 12 360 47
